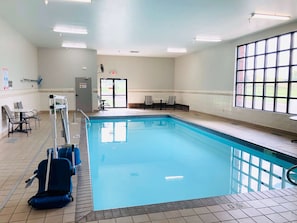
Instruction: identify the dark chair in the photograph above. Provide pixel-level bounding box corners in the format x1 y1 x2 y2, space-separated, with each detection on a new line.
2 105 30 137
97 96 106 111
144 96 154 109
165 96 176 109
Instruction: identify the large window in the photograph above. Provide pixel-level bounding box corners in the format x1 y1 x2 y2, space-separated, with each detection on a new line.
235 31 297 114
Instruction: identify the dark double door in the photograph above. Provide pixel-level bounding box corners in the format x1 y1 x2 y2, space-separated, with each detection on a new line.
100 78 127 108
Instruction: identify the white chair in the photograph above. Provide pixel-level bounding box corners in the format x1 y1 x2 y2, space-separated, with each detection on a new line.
165 96 176 110
97 96 106 111
2 105 30 137
15 101 40 128
144 96 154 109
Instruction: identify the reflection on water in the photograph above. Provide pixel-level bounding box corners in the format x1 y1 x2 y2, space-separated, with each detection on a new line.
88 117 294 211
231 148 291 194
101 122 127 142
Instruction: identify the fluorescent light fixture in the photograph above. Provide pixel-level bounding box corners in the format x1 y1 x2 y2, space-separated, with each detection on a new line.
53 25 88 34
45 0 91 3
165 176 184 181
251 12 290 21
195 36 222 42
62 42 87 49
65 0 91 2
167 48 187 53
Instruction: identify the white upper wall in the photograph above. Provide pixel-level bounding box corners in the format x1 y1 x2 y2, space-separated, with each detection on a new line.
37 48 98 111
175 20 297 93
174 20 297 132
98 55 174 90
38 48 97 89
0 16 39 137
0 17 38 90
174 42 235 92
97 55 175 104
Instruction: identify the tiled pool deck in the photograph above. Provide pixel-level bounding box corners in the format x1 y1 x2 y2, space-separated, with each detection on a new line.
1 109 297 223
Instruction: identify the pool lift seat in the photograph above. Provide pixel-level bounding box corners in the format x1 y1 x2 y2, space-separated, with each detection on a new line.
26 95 81 209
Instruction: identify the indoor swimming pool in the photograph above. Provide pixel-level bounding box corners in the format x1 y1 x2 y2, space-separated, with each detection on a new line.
87 115 295 211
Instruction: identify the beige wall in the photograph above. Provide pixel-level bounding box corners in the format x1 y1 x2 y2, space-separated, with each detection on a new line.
97 55 175 104
0 17 39 137
1 13 297 136
174 20 297 133
38 48 98 111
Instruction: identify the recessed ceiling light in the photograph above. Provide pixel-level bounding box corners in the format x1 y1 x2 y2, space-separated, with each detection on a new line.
250 12 290 21
53 25 88 34
167 48 187 53
62 42 87 49
195 36 222 42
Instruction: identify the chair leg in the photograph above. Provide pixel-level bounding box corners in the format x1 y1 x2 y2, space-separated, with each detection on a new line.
8 123 13 137
27 121 31 133
33 117 40 128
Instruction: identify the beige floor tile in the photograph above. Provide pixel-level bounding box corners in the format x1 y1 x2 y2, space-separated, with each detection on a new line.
62 213 75 223
44 214 63 223
164 211 181 219
9 212 29 222
0 214 11 223
132 214 150 223
25 218 45 223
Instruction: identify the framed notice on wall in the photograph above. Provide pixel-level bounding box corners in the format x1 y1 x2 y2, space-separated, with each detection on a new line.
2 68 9 90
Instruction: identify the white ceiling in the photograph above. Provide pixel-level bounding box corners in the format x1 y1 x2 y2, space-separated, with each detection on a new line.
0 0 297 57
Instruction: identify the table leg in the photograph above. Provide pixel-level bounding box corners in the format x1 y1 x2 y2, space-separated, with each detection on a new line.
19 112 23 131
100 100 105 110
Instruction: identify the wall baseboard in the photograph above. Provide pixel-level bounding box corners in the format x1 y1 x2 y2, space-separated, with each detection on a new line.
128 103 189 111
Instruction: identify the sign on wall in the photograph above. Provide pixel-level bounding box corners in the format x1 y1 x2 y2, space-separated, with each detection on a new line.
2 68 9 90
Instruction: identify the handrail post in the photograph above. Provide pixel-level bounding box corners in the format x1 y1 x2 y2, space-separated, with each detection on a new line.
77 108 90 123
287 165 297 185
72 110 77 123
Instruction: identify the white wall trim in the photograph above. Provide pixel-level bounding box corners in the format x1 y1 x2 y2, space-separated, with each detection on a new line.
39 88 74 93
128 89 175 93
0 89 38 98
174 90 232 96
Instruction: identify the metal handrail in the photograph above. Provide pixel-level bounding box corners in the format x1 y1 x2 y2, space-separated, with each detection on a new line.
77 108 90 122
287 165 297 186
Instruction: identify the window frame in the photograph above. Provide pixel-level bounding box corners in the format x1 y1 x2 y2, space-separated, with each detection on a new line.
235 31 297 114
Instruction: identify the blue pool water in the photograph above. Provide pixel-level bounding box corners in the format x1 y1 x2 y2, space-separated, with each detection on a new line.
87 116 295 211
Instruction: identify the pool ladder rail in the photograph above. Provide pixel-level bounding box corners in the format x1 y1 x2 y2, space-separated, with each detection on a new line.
76 109 90 126
287 165 297 185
